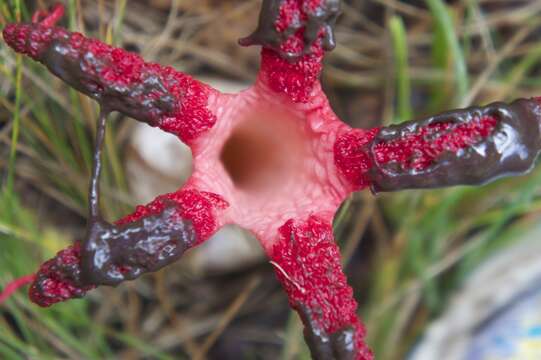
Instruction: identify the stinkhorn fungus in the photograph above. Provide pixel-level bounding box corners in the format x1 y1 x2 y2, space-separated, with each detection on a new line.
2 1 541 359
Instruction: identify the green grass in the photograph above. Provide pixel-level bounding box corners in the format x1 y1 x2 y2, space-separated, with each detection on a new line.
389 15 412 123
358 2 541 359
426 0 469 107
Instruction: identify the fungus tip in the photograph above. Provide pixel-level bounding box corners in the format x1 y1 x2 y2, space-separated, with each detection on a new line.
31 3 65 27
0 274 36 305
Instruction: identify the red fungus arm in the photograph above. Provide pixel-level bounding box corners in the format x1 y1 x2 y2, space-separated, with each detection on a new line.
240 0 341 102
2 4 228 307
335 98 541 193
28 186 228 307
2 5 217 144
0 275 36 305
31 3 64 27
268 216 372 360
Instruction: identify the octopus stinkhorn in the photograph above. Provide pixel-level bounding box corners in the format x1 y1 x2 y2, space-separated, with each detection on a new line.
2 1 541 359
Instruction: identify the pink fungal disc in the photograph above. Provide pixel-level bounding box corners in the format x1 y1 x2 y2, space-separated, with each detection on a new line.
189 83 352 253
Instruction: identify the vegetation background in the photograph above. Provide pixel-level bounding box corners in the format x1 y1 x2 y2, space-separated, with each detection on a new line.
1 0 541 359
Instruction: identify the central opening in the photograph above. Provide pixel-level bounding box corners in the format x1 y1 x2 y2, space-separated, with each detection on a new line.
220 108 307 192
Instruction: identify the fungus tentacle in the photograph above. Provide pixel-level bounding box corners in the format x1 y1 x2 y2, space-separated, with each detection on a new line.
241 0 341 102
31 3 64 27
31 103 227 306
269 216 372 360
3 12 218 144
335 98 541 193
29 185 228 307
239 0 340 59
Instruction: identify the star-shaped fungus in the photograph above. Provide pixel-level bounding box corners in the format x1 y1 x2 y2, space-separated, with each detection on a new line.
2 1 541 359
